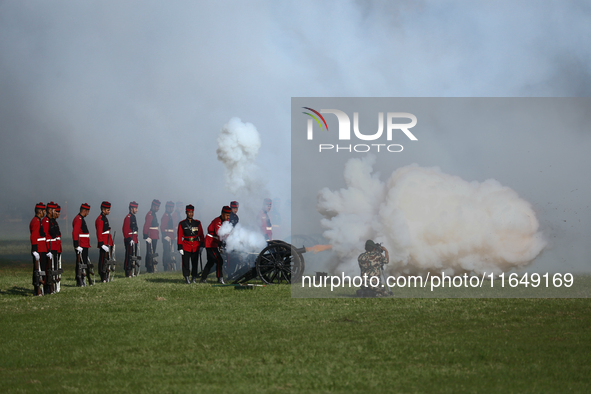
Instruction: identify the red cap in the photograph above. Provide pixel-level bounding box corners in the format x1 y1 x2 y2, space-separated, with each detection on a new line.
101 201 111 209
230 201 239 208
35 202 46 210
129 201 139 208
46 202 58 209
221 206 231 214
80 203 91 210
152 199 161 207
185 204 194 212
56 205 61 212
166 201 174 208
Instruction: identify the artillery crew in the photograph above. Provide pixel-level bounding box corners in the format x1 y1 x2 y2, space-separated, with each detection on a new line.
177 204 204 284
200 206 231 284
123 201 139 277
143 199 160 273
229 201 239 226
72 203 92 286
95 201 113 282
30 202 48 296
161 201 176 271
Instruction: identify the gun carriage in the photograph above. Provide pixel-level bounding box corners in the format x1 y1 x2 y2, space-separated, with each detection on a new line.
223 240 308 285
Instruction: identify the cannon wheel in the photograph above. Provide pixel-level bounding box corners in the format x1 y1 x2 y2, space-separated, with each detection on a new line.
255 241 304 284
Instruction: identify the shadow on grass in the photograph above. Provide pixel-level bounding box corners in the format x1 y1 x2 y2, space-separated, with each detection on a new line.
144 278 186 284
0 286 32 297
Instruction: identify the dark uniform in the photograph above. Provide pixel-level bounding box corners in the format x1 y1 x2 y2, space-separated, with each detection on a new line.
143 199 161 273
229 201 239 226
123 201 139 277
177 205 205 283
161 201 176 271
30 202 48 296
357 240 389 297
201 206 231 283
72 203 92 286
95 201 113 282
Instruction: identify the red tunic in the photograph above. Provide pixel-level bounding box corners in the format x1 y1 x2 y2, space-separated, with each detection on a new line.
205 216 227 248
41 216 51 251
95 214 113 247
29 216 48 253
177 218 204 252
72 214 91 248
122 213 139 243
143 210 159 240
259 210 273 240
160 212 176 241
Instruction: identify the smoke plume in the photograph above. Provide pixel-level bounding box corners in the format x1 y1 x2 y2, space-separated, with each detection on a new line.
317 156 547 276
216 117 263 195
219 221 267 253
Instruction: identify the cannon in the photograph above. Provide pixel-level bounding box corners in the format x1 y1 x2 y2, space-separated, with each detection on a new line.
226 239 331 285
226 240 304 285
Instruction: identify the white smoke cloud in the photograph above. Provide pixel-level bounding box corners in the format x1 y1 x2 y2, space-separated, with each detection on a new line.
216 117 263 195
218 221 267 253
317 156 547 276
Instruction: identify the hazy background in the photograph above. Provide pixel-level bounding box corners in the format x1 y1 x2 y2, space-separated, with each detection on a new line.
1 1 590 248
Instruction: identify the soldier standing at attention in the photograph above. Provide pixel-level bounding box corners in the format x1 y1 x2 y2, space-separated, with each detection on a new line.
72 203 91 286
200 206 231 284
52 205 63 292
161 201 176 271
95 201 113 283
143 199 161 273
123 201 139 277
178 204 204 284
42 202 58 294
357 240 390 297
30 202 48 296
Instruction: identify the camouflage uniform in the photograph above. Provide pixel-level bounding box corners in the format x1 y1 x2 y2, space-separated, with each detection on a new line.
357 250 389 296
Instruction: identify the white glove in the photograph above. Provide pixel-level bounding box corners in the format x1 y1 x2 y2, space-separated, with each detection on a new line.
101 245 110 252
146 237 152 244
179 250 184 256
32 251 40 260
130 240 135 246
46 252 53 260
164 236 171 242
76 246 83 254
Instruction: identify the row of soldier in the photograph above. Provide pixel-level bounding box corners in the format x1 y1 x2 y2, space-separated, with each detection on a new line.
29 198 275 295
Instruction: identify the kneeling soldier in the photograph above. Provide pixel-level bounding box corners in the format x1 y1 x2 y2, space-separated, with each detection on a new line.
178 205 204 284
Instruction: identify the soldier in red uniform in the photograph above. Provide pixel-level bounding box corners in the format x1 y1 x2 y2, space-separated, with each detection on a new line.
177 204 204 284
259 198 273 240
123 201 139 277
30 202 48 296
143 199 160 273
42 202 58 294
72 203 91 286
95 201 113 282
53 205 63 292
161 201 176 271
172 201 183 230
200 206 231 284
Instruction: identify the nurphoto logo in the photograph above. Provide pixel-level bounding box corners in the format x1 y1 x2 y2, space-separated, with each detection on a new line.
302 107 418 153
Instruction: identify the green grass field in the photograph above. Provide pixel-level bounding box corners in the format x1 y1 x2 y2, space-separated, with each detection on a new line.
1 253 590 393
